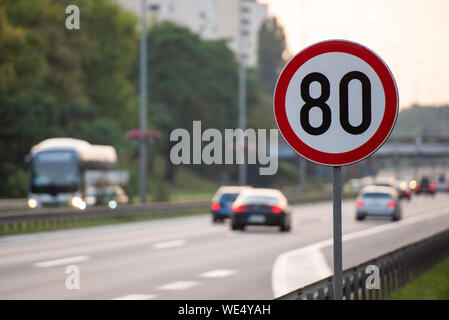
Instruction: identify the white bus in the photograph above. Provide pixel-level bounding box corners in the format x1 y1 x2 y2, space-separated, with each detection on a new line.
26 138 125 209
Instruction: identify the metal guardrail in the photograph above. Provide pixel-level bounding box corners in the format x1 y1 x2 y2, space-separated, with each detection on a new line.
278 229 449 300
0 191 355 235
0 198 27 211
0 200 210 235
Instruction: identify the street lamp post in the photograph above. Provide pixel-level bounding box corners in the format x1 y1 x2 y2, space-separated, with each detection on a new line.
238 0 247 186
139 0 148 203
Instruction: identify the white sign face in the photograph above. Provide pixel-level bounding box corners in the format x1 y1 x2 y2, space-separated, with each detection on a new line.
274 40 399 166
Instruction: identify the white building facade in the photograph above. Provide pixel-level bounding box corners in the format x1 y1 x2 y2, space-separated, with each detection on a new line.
115 0 268 67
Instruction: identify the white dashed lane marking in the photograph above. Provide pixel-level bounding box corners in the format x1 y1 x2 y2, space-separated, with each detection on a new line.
199 269 237 278
152 239 186 250
157 281 200 291
111 294 157 300
34 255 90 268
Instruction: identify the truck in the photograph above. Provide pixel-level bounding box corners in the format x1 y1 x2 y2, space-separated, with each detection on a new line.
26 138 128 209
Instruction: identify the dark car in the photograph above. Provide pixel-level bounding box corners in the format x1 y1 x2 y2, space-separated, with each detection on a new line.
416 177 436 195
210 186 251 223
230 188 291 232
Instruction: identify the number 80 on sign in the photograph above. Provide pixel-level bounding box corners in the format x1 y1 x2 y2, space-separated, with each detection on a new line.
274 40 399 166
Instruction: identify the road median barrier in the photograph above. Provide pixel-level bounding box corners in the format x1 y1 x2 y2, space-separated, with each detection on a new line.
0 191 356 236
277 229 449 300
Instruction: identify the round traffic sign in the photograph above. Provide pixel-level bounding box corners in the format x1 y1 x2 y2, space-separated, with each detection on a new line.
274 40 399 166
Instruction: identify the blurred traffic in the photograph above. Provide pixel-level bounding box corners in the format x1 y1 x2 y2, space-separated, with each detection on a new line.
0 0 448 301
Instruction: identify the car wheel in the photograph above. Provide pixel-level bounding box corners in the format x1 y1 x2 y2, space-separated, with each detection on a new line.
231 222 244 231
280 223 290 232
356 215 365 221
391 212 400 221
212 216 219 223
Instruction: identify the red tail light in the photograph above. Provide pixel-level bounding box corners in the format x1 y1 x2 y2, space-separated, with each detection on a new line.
355 199 363 207
387 200 396 208
232 205 248 213
272 205 282 214
211 202 221 211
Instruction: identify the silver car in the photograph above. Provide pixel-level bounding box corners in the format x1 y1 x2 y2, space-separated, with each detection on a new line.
355 185 401 221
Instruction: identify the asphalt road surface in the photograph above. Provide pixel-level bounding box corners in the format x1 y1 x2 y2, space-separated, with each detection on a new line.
1 193 449 300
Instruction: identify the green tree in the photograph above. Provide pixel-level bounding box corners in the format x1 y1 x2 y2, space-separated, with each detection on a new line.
0 5 47 93
257 17 288 96
392 104 449 137
0 0 139 197
143 23 242 181
0 91 59 196
3 0 139 124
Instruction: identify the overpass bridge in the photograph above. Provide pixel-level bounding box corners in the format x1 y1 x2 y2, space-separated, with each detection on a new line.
276 136 449 183
277 136 449 160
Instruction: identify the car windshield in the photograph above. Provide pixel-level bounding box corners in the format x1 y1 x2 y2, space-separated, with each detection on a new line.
239 195 279 206
219 193 239 203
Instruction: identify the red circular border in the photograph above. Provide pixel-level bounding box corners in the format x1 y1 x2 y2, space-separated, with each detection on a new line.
274 40 399 166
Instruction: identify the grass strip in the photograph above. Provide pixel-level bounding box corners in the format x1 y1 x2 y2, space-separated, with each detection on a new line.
389 256 449 300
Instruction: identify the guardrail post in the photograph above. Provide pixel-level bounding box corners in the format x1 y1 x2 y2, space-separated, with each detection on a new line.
353 269 359 300
343 276 351 300
317 287 324 300
327 282 334 300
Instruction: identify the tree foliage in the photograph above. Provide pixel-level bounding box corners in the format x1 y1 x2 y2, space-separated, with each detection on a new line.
0 1 281 197
142 22 264 181
0 0 138 197
257 17 288 96
392 104 449 137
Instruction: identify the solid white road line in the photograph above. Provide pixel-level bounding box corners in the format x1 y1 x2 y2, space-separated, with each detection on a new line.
152 239 186 250
157 281 200 291
33 255 90 268
111 294 157 300
199 269 237 278
272 206 449 298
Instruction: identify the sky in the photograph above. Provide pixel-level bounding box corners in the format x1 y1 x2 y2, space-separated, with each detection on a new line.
259 0 449 109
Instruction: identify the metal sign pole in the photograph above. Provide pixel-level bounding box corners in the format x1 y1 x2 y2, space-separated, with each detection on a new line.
139 0 148 203
333 166 343 300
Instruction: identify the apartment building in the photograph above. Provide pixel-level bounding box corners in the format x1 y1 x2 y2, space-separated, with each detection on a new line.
115 0 268 67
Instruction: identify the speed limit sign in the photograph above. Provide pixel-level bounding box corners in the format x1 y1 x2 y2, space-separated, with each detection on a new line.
274 40 399 300
274 40 399 166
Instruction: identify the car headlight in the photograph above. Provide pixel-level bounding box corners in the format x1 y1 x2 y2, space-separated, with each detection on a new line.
71 197 86 210
27 198 38 209
108 200 117 209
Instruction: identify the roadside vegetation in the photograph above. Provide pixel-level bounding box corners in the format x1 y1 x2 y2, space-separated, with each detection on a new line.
389 256 449 300
0 0 290 200
1 0 447 201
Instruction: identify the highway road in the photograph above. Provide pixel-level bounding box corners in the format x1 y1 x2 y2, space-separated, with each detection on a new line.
1 193 449 300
